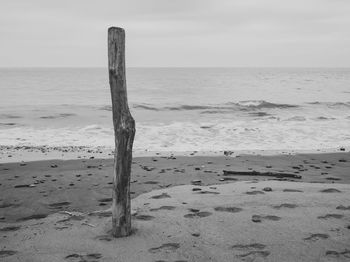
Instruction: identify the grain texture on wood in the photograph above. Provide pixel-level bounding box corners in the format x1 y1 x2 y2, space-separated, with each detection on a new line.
108 27 136 237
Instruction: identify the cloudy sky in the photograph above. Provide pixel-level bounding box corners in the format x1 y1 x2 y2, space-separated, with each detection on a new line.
1 0 349 67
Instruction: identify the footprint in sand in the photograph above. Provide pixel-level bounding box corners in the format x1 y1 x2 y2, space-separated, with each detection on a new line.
89 210 112 218
0 203 20 208
245 191 265 195
97 198 112 206
184 211 212 218
98 198 112 203
252 215 281 223
65 253 102 262
0 250 17 258
214 206 243 213
17 213 48 221
148 243 180 253
48 201 71 209
238 251 271 262
144 181 159 184
303 233 329 241
134 214 155 221
232 243 270 262
336 205 350 210
151 193 171 199
0 226 21 232
325 250 350 259
150 206 176 211
272 203 298 209
319 188 341 193
317 214 344 219
196 190 220 195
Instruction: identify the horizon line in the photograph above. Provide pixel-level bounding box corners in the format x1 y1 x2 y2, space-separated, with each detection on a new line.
1 66 350 69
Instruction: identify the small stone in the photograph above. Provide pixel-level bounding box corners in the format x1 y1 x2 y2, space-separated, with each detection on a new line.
263 187 272 192
14 184 30 188
191 180 202 185
141 166 155 171
252 215 262 223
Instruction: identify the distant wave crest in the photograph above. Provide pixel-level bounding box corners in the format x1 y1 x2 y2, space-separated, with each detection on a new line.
307 101 350 108
235 100 298 109
130 100 299 113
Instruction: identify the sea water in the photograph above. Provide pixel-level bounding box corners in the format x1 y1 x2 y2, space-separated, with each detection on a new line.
0 67 349 154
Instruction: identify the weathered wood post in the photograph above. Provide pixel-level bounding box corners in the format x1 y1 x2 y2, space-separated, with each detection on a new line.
108 27 136 237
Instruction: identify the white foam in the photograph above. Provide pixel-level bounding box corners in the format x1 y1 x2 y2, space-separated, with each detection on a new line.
1 117 349 154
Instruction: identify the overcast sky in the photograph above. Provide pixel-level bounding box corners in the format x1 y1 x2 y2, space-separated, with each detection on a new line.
1 0 349 67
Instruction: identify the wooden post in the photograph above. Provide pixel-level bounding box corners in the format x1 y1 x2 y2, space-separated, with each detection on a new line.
108 27 136 237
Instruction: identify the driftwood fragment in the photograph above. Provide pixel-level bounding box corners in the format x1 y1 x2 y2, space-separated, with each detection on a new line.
108 27 136 237
223 170 302 179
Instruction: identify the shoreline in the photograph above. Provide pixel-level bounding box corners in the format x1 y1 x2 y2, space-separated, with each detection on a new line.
0 144 347 163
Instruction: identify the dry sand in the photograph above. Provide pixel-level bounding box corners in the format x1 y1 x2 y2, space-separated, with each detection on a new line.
1 152 350 261
1 181 350 262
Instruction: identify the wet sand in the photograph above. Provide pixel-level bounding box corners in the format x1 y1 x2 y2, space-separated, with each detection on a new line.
0 152 349 223
1 152 350 261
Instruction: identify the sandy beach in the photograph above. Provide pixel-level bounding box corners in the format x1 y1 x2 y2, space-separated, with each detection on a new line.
1 0 350 260
1 152 349 261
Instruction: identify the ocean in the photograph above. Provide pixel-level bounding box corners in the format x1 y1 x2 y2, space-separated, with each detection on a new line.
0 67 349 154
